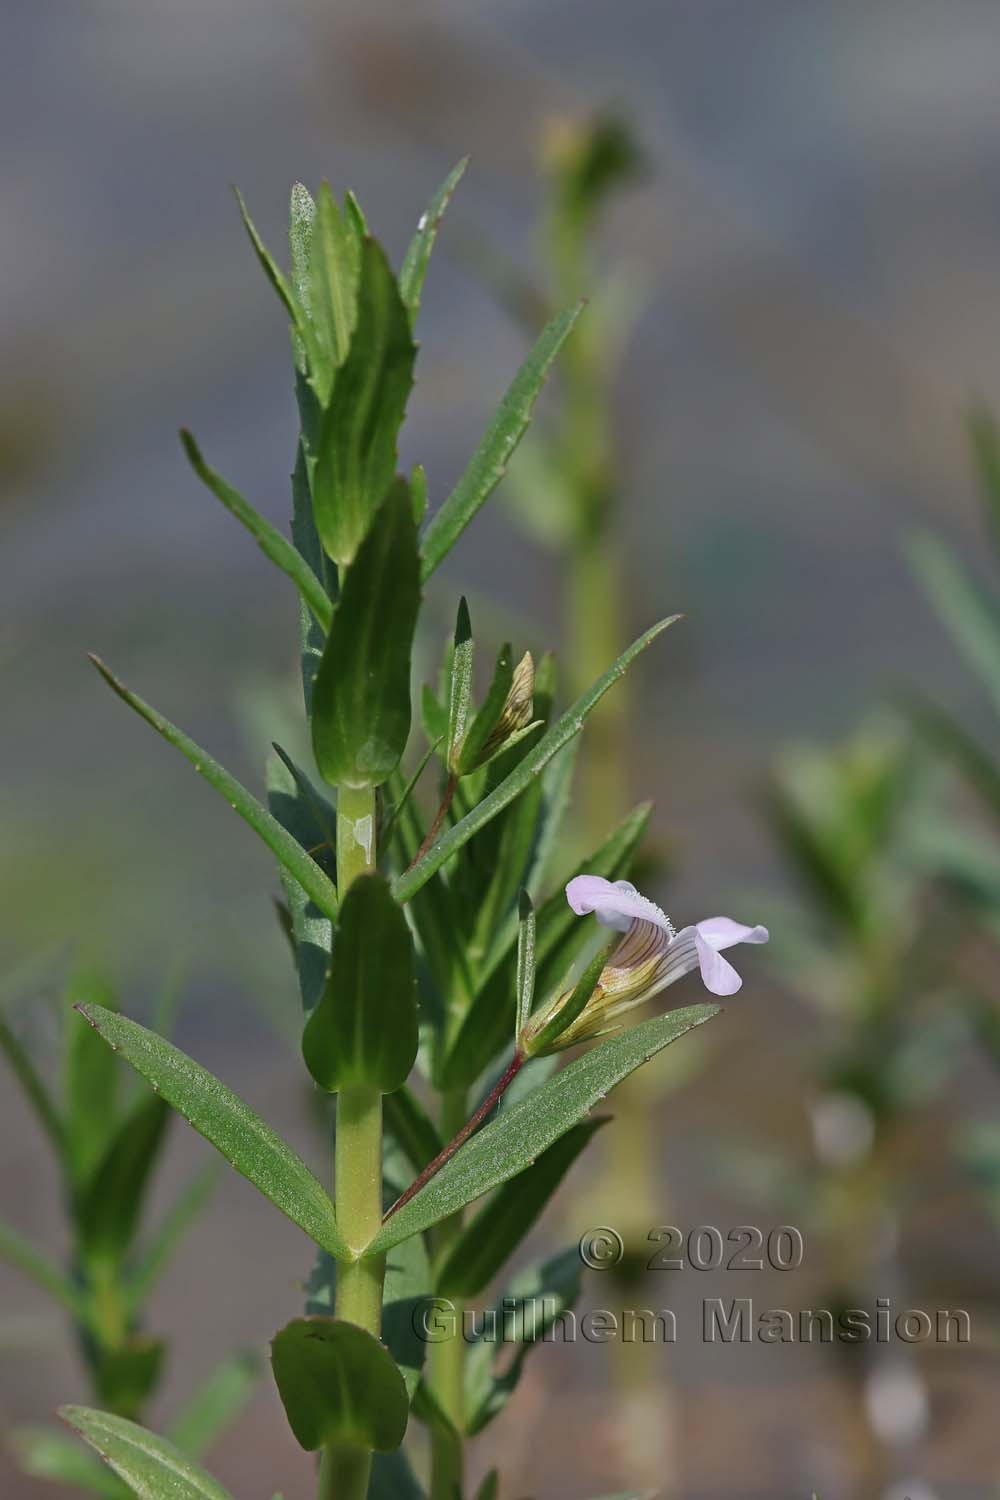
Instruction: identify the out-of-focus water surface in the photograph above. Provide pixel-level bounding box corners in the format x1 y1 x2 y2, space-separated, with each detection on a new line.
3 3 1000 1496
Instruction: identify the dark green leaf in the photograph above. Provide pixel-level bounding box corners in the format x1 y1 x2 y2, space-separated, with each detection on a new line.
59 1407 233 1500
0 1219 83 1315
369 1450 425 1500
91 657 339 923
420 304 584 581
75 1004 349 1260
474 1471 499 1500
265 751 335 1015
311 480 421 788
394 620 676 902
78 1092 170 1259
270 1318 408 1452
455 643 513 775
302 874 419 1093
368 1004 717 1253
167 1353 260 1458
399 159 468 324
309 237 416 565
65 973 119 1185
290 440 333 709
308 183 359 391
436 1119 603 1297
181 431 332 632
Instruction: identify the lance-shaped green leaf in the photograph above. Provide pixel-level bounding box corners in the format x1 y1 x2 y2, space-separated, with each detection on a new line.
302 874 419 1093
420 303 583 581
514 890 536 1036
368 1004 717 1254
167 1352 260 1459
289 184 315 310
0 1220 83 1316
59 1407 233 1500
180 431 332 632
446 597 474 771
78 1092 170 1260
312 480 421 789
907 530 1000 714
271 1318 408 1452
440 801 652 1088
308 183 360 388
91 657 339 923
369 1450 425 1500
436 1118 603 1298
65 974 119 1185
74 1005 349 1260
464 1247 583 1435
394 618 676 903
234 187 301 331
399 158 468 324
308 238 416 565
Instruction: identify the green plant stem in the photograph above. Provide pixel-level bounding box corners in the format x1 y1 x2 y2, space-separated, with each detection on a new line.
428 1087 468 1500
322 783 383 1500
317 1445 372 1500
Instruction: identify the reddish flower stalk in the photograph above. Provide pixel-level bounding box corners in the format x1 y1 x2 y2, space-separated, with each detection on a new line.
383 1051 525 1220
405 772 458 873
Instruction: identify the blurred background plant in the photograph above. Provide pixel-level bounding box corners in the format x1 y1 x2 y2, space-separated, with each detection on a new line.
0 962 258 1495
902 411 1000 1363
458 113 716 1492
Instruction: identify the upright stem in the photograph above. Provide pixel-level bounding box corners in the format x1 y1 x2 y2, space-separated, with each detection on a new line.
428 1087 469 1500
320 783 382 1500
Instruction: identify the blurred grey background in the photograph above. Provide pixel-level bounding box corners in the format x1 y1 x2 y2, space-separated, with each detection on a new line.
3 2 999 1496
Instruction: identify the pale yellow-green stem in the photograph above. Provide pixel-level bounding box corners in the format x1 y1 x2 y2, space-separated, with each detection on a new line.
319 782 384 1500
